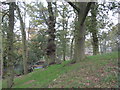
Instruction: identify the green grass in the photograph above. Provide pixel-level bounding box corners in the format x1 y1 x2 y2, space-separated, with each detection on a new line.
2 52 118 88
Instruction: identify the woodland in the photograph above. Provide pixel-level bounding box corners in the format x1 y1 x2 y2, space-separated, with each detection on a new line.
0 0 119 88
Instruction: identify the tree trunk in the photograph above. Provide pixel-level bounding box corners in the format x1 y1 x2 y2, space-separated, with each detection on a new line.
46 2 56 65
70 37 74 60
103 40 107 53
0 6 3 89
62 7 66 61
92 32 99 55
63 46 66 61
6 2 15 88
73 21 85 62
16 5 28 74
91 3 99 55
73 3 87 62
67 2 92 62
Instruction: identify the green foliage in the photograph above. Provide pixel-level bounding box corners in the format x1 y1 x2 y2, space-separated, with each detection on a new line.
29 33 47 64
26 2 48 27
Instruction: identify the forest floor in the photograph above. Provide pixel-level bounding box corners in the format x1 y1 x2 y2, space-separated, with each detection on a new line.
2 52 119 88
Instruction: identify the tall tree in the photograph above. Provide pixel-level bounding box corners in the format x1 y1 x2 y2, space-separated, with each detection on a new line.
16 4 28 74
67 2 92 62
0 2 3 89
6 2 15 88
46 2 56 65
57 3 70 61
61 4 67 61
90 2 99 55
70 12 77 60
70 36 74 60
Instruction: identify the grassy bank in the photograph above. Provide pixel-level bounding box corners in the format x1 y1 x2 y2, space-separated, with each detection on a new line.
2 52 118 88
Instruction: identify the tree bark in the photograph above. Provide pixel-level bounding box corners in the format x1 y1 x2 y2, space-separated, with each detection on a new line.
62 7 65 61
6 2 15 88
68 2 92 62
16 5 28 74
46 2 56 65
0 5 3 89
62 6 68 61
73 18 86 61
63 37 66 61
70 36 74 60
73 3 87 62
91 3 99 55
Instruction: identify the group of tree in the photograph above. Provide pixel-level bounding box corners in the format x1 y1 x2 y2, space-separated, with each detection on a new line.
0 0 119 88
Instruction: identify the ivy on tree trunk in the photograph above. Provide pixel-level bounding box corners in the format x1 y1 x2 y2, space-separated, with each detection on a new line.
91 2 99 55
6 2 15 88
46 2 56 65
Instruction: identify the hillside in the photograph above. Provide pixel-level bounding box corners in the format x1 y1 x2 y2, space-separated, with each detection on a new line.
2 52 119 88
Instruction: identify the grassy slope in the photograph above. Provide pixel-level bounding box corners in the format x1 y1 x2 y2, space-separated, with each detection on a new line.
2 52 118 88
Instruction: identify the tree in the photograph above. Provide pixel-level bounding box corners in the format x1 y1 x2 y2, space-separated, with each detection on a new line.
70 11 77 60
1 3 10 78
57 3 70 61
67 2 92 62
29 31 47 64
85 1 119 55
70 36 75 60
89 2 99 55
46 2 56 65
109 25 118 52
16 4 28 74
95 2 119 54
60 3 67 61
6 2 15 88
0 2 3 89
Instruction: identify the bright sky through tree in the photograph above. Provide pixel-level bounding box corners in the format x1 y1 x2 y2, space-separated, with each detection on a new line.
0 0 119 38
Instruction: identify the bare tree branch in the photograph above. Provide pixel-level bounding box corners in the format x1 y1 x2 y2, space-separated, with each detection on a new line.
41 9 48 25
81 2 93 25
1 11 9 22
1 2 9 5
67 2 80 12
